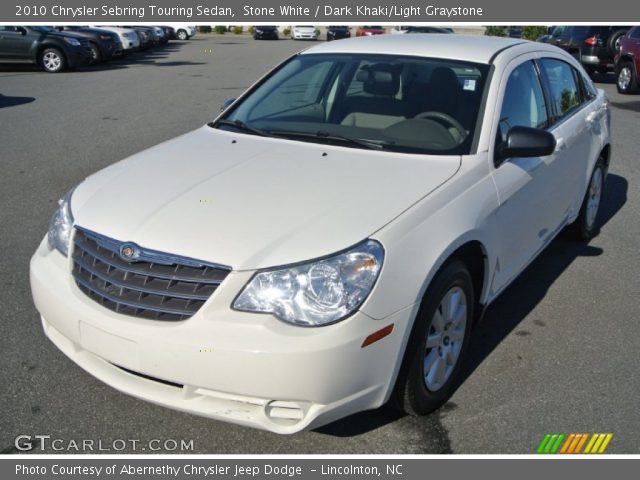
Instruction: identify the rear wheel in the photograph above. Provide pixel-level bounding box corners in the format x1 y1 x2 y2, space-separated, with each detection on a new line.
617 62 639 94
608 30 627 56
572 159 606 240
40 48 65 73
392 261 474 415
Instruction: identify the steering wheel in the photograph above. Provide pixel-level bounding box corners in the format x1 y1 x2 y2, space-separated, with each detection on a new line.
415 111 467 140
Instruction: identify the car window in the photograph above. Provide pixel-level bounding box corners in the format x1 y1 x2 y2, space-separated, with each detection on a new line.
222 54 490 155
0 26 19 32
630 27 640 39
539 58 582 122
498 61 548 144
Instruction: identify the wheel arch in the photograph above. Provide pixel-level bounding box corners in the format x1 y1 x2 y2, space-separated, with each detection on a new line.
36 43 67 66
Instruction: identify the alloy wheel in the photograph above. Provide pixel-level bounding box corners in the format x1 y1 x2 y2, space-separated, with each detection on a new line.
43 52 61 71
618 67 632 91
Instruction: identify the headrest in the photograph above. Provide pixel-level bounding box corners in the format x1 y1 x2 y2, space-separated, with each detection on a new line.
356 64 400 96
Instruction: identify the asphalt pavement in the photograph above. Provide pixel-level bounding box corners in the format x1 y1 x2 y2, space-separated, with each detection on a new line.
0 35 638 454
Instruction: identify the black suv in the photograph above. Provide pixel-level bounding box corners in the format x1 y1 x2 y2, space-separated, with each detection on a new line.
549 25 632 74
0 26 93 72
57 26 122 62
326 26 351 41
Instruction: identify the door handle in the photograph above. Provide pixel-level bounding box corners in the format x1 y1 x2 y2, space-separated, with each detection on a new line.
585 111 598 124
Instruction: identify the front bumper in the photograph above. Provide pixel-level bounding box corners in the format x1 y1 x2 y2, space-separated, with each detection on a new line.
66 47 94 67
30 237 410 433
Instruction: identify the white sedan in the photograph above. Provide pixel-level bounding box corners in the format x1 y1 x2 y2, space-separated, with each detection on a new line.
291 25 318 40
31 35 611 434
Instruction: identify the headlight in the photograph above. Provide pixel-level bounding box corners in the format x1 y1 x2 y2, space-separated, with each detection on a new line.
256 29 263 33
63 37 81 46
47 187 75 256
233 240 384 326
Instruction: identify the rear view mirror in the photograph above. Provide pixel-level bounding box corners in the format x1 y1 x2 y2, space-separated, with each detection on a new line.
220 97 236 112
496 126 556 165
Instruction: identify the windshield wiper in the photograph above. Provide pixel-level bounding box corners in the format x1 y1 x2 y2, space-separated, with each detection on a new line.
212 119 273 137
269 129 388 150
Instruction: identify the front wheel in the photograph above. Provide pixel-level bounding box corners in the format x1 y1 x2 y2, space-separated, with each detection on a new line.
177 30 188 41
572 160 606 240
617 62 639 94
89 43 101 63
392 260 474 415
40 48 65 73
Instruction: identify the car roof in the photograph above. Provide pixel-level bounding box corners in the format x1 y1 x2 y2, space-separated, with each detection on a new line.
301 34 527 64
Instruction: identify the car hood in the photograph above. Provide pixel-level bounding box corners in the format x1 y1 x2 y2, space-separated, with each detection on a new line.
72 127 460 270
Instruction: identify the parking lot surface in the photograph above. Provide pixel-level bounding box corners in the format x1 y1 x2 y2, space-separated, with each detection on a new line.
1 35 639 454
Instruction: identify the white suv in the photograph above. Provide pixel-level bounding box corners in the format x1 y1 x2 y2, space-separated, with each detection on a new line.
89 26 139 52
172 25 196 40
31 35 611 434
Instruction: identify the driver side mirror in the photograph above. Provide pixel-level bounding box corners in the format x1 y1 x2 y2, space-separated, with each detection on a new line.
220 97 236 112
16 27 27 36
495 126 556 166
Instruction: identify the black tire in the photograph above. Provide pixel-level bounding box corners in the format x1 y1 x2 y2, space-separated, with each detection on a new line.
608 30 627 56
616 61 640 94
88 42 101 63
177 30 188 41
39 47 66 73
392 260 474 415
572 159 606 241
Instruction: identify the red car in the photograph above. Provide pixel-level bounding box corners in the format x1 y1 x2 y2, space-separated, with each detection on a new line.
615 26 640 94
356 26 385 37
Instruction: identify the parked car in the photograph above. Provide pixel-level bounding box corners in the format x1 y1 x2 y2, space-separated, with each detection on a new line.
291 26 318 40
326 26 351 41
548 25 632 74
172 25 196 40
356 26 386 36
253 26 279 40
159 26 175 43
129 27 152 50
32 35 611 434
405 27 454 34
507 26 523 38
0 25 93 72
56 26 122 63
615 26 640 94
90 26 140 53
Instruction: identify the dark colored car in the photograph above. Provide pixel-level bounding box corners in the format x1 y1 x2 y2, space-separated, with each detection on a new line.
0 25 93 72
507 26 523 38
356 26 385 37
253 26 279 40
326 26 351 41
160 26 174 43
615 26 640 94
58 26 122 62
127 26 154 50
405 27 453 34
549 25 632 74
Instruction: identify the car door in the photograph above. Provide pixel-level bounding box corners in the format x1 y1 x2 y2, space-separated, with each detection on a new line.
0 26 33 60
537 57 598 221
489 58 562 292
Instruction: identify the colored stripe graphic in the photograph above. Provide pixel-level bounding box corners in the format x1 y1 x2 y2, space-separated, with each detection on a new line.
538 433 613 454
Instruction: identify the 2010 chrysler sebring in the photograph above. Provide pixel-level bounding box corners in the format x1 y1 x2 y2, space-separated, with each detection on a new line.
30 35 611 434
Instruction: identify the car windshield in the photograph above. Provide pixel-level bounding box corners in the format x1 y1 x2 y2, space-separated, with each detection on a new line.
216 53 489 155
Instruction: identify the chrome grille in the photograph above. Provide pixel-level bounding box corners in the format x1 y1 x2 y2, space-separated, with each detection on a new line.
72 228 231 321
